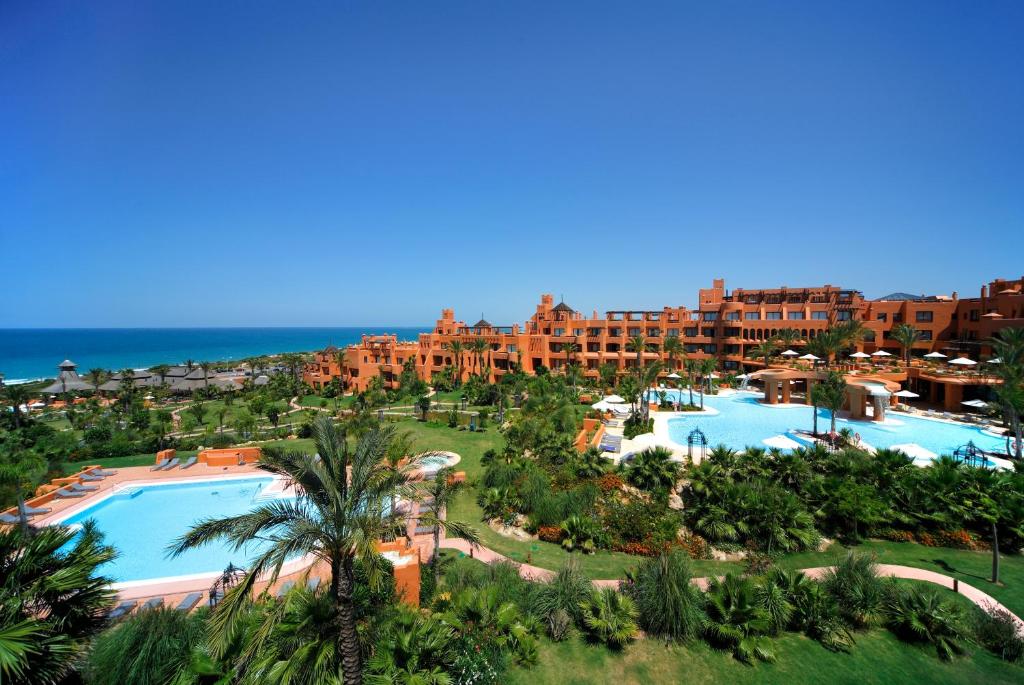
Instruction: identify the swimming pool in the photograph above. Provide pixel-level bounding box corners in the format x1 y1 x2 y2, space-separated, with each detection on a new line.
651 391 1006 458
59 477 292 583
418 451 461 473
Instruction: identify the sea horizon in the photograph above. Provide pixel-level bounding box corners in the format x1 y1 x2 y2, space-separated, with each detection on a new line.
0 327 430 382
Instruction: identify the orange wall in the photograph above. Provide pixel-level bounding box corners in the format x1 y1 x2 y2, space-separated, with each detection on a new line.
198 447 261 467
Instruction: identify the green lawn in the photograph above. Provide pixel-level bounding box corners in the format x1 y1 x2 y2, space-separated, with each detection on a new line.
507 630 1024 685
60 450 199 474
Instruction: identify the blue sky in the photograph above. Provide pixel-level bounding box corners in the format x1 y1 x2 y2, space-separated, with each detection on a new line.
2 1 1022 327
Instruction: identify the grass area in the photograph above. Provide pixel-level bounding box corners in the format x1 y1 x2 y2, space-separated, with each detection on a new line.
387 417 503 479
507 630 1024 685
297 394 356 409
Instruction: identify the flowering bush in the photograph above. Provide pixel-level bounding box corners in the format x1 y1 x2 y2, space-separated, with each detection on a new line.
598 473 624 493
934 529 977 550
679 533 712 560
537 525 563 543
876 528 916 543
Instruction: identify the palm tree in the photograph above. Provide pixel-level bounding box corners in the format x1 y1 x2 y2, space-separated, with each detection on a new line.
579 588 639 648
988 327 1024 460
890 324 920 366
805 330 838 368
626 334 647 385
883 585 968 660
0 522 116 684
445 340 465 387
149 364 171 387
198 361 213 393
171 417 414 685
773 328 801 351
2 383 30 428
564 362 583 397
750 339 777 369
703 574 775 663
697 357 717 409
662 335 684 372
416 467 480 586
0 445 46 532
367 610 455 684
85 367 109 394
470 338 489 378
813 371 848 434
622 446 680 491
683 358 698 407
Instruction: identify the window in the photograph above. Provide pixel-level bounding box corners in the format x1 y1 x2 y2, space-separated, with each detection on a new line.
587 327 602 336
554 328 564 336
916 311 933 323
703 312 718 321
919 331 933 341
766 312 782 321
608 328 621 337
788 312 805 320
836 311 852 321
876 313 887 322
573 328 583 336
684 327 698 337
745 312 759 320
666 329 679 337
811 311 828 320
725 312 741 321
704 344 717 354
893 313 903 323
506 344 516 353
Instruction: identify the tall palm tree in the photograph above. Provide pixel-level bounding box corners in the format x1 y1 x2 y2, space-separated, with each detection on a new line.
683 358 698 407
814 371 848 434
171 417 417 685
416 467 480 585
0 522 116 684
750 339 777 369
697 357 717 409
84 368 109 395
0 445 46 532
891 324 921 366
2 383 30 428
806 329 840 368
470 338 489 378
989 327 1024 460
149 364 171 387
662 335 684 372
626 334 647 381
445 340 465 387
198 361 213 393
773 328 801 351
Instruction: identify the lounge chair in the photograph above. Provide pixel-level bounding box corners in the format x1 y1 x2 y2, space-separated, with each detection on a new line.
275 581 295 598
55 487 86 498
109 600 137 619
160 458 180 470
90 468 116 476
180 456 197 469
0 513 20 524
23 505 51 516
70 482 98 492
80 473 105 481
150 458 170 471
176 592 203 611
307 577 321 591
142 597 164 610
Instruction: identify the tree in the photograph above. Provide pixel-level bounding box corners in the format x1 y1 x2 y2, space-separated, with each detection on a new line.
682 358 698 407
773 328 801 350
624 551 705 642
812 371 847 434
85 368 110 394
0 522 116 684
470 338 489 379
622 446 680 491
662 335 684 372
598 362 618 391
626 334 647 389
149 364 171 388
416 467 480 586
884 584 968 660
579 588 639 648
697 357 717 409
366 610 455 684
446 340 465 387
988 327 1024 460
750 339 777 369
171 417 413 685
188 400 206 426
417 395 432 421
199 361 213 392
703 574 775 663
0 443 46 532
218 406 229 434
2 383 30 429
891 324 921 366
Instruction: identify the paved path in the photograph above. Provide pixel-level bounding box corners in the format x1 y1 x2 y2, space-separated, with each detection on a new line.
440 539 1024 634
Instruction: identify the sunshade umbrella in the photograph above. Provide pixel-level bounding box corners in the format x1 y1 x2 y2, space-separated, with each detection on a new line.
949 357 977 366
988 358 1002 364
604 394 625 403
798 353 820 361
961 399 989 409
762 435 802 450
849 352 870 359
780 349 799 357
871 350 893 357
893 389 920 398
666 372 682 379
982 312 1004 318
924 351 947 359
735 373 751 379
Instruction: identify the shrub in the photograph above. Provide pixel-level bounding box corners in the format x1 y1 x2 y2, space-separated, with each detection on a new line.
598 473 624 492
679 533 712 560
624 551 705 642
823 552 885 629
85 607 207 685
703 574 776 663
876 527 916 543
560 515 604 554
537 525 563 543
973 604 1024 662
623 417 655 440
531 559 592 639
883 583 968 660
579 588 640 648
934 529 977 550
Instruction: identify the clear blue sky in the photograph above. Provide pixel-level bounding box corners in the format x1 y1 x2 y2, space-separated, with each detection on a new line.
2 1 1022 328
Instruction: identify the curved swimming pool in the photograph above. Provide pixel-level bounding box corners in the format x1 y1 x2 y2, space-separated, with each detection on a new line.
653 391 1006 458
58 476 291 584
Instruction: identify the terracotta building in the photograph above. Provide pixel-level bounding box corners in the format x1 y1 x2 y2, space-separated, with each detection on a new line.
306 276 1024 395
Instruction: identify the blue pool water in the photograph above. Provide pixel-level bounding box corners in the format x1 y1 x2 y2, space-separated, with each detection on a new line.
61 477 286 583
652 391 1006 458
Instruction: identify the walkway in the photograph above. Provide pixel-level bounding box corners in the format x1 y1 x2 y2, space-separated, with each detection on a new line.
440 539 1024 634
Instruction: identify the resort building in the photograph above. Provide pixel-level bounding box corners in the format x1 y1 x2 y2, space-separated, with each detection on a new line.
306 276 1023 401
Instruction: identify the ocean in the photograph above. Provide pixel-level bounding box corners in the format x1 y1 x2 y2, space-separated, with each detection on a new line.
0 328 429 382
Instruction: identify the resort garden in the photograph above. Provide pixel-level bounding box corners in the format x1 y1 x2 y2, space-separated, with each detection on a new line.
2 329 1024 683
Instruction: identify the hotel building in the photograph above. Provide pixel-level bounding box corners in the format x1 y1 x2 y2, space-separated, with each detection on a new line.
304 276 1024 408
